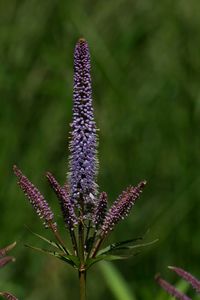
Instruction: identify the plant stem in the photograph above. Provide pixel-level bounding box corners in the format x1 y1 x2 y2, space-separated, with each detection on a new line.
79 268 86 300
49 222 70 255
90 237 104 258
79 219 85 262
85 220 91 246
70 229 78 256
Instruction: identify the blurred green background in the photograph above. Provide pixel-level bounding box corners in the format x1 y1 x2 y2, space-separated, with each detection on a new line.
0 0 200 299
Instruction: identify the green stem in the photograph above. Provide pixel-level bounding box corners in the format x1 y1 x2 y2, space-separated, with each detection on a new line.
86 229 97 259
70 229 78 256
49 222 70 255
79 220 85 262
90 236 104 258
79 268 86 300
85 220 91 246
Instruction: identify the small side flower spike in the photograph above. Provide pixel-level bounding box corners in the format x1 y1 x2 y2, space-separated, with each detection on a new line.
155 274 191 300
46 172 78 229
93 192 107 229
69 38 98 212
168 266 200 294
101 181 146 236
13 165 56 230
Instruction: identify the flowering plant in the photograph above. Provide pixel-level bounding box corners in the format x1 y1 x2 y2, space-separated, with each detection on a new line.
13 38 156 300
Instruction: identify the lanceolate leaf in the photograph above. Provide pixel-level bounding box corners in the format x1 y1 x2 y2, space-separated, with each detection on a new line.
97 238 158 256
25 226 70 254
25 244 77 268
86 254 128 269
85 239 158 269
97 237 143 256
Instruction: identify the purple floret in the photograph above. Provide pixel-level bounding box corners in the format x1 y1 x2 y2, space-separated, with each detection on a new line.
68 38 98 212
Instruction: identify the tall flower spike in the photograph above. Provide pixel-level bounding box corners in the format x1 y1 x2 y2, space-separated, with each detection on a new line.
93 192 107 229
13 165 56 230
46 172 78 229
68 38 98 212
100 181 146 235
155 274 191 300
168 266 200 294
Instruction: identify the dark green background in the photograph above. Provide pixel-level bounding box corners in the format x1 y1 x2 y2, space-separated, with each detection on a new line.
0 0 200 299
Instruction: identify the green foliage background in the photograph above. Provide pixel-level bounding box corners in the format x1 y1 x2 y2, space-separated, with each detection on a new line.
0 0 200 299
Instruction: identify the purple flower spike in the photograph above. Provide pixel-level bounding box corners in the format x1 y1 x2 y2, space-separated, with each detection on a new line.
13 165 56 230
169 266 200 294
155 274 191 300
46 172 78 229
101 181 146 235
93 192 107 229
69 38 98 212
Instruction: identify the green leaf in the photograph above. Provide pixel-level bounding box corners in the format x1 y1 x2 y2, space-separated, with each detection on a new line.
25 244 77 268
97 237 143 256
86 238 158 268
25 226 70 254
107 239 158 258
86 254 127 269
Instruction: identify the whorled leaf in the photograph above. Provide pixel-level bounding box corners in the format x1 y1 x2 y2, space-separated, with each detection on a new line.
97 238 158 257
97 237 143 256
85 238 158 269
86 254 130 269
25 244 79 269
25 226 70 254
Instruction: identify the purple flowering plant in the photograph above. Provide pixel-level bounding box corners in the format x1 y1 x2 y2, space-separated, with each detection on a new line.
13 38 156 300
